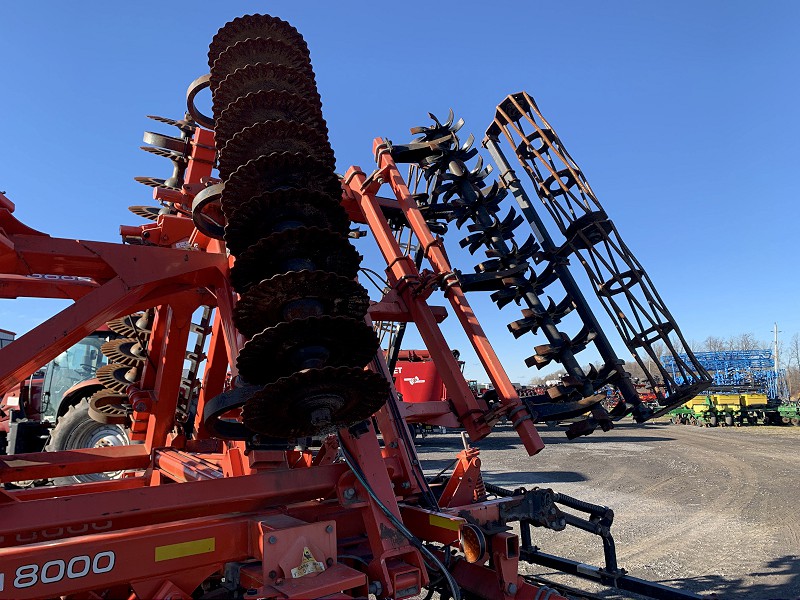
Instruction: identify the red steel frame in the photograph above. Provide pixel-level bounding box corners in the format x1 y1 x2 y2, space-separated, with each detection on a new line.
0 127 566 599
342 140 544 456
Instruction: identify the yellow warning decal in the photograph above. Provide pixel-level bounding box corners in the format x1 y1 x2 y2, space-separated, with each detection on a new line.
291 546 326 578
155 537 216 562
429 515 460 531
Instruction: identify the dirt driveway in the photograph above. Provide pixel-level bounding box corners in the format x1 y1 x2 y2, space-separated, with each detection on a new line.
415 420 800 599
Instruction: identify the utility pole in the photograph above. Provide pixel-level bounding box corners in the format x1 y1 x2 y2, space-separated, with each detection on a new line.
774 322 781 374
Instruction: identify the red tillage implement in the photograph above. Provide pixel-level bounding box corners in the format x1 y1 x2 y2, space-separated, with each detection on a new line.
0 13 708 600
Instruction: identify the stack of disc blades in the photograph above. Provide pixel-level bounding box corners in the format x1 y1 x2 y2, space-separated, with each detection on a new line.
205 13 387 438
88 310 153 424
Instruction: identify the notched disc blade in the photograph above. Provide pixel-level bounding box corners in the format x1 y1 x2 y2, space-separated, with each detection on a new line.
218 119 334 179
107 313 152 337
208 14 310 66
224 189 349 255
101 338 146 366
236 315 378 385
214 89 326 144
128 205 162 221
140 146 186 161
97 364 139 394
88 390 131 425
229 226 361 292
242 366 389 437
211 63 319 116
147 115 196 134
233 271 370 338
222 152 341 209
134 176 180 191
211 37 313 91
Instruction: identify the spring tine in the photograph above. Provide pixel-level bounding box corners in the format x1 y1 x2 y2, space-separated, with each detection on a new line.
508 309 543 338
570 325 598 354
516 235 539 260
460 232 486 255
443 109 454 128
481 181 500 198
500 207 524 233
475 164 493 180
586 364 599 381
525 333 570 369
490 287 518 309
459 147 479 162
475 258 503 273
551 295 575 320
533 263 559 293
466 221 488 234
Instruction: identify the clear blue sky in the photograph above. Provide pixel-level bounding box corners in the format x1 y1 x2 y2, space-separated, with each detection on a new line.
1 1 798 383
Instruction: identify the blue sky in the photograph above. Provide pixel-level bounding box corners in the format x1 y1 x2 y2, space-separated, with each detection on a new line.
1 1 798 383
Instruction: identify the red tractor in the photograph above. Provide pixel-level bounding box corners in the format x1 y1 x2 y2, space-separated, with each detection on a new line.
0 327 131 484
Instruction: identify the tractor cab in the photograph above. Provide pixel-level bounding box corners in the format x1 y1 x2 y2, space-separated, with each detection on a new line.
40 330 114 421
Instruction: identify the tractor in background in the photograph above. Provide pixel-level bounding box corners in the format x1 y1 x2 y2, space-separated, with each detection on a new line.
0 327 132 484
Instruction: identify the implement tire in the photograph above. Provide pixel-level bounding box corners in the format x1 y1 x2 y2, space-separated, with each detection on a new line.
45 398 130 485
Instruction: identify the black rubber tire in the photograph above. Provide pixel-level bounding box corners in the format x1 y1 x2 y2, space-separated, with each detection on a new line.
45 398 130 485
709 414 718 427
724 414 734 427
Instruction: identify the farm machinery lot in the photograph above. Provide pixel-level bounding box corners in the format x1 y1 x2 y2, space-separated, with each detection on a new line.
417 422 800 599
1 8 796 599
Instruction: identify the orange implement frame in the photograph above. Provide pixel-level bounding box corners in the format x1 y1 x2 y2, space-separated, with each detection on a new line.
0 126 569 600
342 140 544 456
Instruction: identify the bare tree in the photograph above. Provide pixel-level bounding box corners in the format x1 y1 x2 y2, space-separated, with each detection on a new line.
668 334 685 354
787 333 800 399
703 336 727 352
789 333 800 370
730 332 763 351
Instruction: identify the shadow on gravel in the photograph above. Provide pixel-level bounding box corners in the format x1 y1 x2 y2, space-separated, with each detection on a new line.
483 470 586 485
658 554 800 599
606 421 673 428
536 435 676 445
410 431 676 450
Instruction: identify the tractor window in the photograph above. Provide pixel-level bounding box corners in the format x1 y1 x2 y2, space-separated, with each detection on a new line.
41 333 112 420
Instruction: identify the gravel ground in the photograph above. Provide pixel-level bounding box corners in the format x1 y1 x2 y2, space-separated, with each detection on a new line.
413 419 800 600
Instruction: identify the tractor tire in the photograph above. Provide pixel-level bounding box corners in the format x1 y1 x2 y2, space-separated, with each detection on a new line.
45 398 130 485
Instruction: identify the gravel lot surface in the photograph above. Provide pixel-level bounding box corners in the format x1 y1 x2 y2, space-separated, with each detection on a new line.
414 420 800 600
